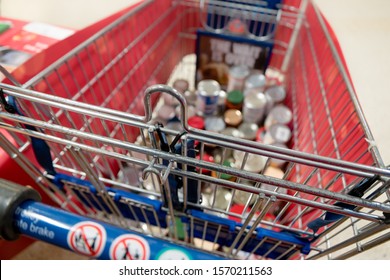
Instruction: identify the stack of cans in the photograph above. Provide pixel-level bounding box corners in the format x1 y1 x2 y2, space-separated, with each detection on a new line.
149 67 293 220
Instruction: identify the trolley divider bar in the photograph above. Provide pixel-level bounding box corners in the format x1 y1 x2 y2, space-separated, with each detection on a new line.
1 113 390 216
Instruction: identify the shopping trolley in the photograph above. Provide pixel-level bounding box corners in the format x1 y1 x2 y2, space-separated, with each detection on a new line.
0 0 389 260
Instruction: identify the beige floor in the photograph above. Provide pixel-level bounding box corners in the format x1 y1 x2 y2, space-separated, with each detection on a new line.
3 0 390 259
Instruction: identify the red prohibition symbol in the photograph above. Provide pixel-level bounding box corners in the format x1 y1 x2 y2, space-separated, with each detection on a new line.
67 221 107 257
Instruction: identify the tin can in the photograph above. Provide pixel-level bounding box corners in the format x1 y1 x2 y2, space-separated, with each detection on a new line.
156 104 176 123
217 90 227 115
227 65 250 92
263 123 292 145
211 159 236 181
232 180 257 206
196 79 220 116
269 143 288 168
264 104 293 129
212 187 233 211
233 150 267 173
204 116 226 133
244 72 266 96
243 91 267 124
224 109 242 127
184 90 197 106
237 122 259 141
265 85 286 105
173 78 189 94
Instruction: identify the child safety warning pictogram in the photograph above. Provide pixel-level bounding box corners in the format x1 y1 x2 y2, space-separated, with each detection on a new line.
109 234 150 260
67 221 106 257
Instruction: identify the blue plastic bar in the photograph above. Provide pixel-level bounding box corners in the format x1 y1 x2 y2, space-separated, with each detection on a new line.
13 200 226 260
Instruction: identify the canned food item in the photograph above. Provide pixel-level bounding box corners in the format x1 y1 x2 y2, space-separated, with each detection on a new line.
212 187 233 210
264 104 293 129
157 104 176 122
244 73 266 96
176 104 197 119
233 150 267 173
265 85 286 105
232 180 257 206
227 65 250 92
188 115 205 130
226 90 244 110
204 116 226 132
263 123 292 145
269 143 288 168
211 159 236 181
224 109 242 127
173 78 189 94
237 122 258 141
196 79 220 116
184 90 197 106
217 90 227 115
243 91 267 124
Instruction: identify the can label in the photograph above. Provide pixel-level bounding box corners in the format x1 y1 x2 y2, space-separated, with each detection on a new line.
196 91 219 116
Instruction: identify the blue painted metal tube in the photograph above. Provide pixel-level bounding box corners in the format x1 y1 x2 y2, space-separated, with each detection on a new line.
13 200 226 260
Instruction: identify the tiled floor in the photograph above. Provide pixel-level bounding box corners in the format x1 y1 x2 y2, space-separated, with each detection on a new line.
3 0 390 260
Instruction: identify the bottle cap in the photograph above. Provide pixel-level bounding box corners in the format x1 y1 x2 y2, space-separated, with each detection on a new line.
188 115 205 130
224 109 243 127
227 90 244 105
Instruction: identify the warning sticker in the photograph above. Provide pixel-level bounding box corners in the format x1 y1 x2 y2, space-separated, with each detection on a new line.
67 221 106 258
109 234 150 260
157 248 191 260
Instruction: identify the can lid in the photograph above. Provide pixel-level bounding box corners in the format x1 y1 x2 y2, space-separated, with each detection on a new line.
238 122 259 140
229 65 250 79
227 90 244 104
268 104 292 125
244 92 267 109
173 79 189 94
269 123 292 143
197 79 220 95
265 85 286 104
188 115 205 130
204 116 226 132
245 73 266 89
224 109 242 127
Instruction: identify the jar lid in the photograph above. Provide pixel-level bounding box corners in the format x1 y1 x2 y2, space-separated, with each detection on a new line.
227 90 244 104
188 115 205 130
224 109 243 127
